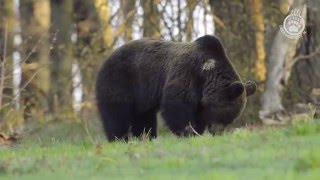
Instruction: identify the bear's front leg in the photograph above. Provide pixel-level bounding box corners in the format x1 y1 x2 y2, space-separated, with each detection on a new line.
161 76 202 137
161 89 197 137
161 103 197 137
193 113 207 135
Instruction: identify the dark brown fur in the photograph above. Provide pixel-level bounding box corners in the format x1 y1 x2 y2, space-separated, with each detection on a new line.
95 35 256 141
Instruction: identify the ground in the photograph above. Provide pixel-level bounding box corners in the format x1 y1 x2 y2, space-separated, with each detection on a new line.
0 118 320 179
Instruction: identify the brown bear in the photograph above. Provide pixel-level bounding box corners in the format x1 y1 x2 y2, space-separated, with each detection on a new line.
96 35 256 141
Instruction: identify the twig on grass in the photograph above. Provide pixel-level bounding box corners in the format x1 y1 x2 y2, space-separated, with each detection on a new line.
188 122 202 137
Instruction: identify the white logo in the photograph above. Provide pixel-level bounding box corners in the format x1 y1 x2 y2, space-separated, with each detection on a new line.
280 9 306 39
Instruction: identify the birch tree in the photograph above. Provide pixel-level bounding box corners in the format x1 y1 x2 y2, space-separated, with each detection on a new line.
260 0 307 124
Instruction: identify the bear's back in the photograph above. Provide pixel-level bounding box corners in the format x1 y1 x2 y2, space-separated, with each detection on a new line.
97 38 196 112
103 38 197 75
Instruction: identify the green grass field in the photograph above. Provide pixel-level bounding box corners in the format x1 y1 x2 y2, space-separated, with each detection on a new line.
1 119 320 180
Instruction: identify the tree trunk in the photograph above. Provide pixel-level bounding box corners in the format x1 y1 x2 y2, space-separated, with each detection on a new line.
209 0 258 123
73 0 106 114
0 0 15 123
121 0 136 42
284 0 320 108
185 0 197 42
141 0 161 39
249 0 266 82
49 0 74 116
94 0 113 48
260 0 307 124
19 0 51 120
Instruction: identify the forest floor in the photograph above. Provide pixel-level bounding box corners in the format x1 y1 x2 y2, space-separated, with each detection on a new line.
1 118 320 179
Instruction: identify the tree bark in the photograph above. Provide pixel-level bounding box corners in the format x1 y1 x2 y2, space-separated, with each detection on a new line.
249 0 266 82
0 0 15 122
49 0 74 115
19 0 51 120
141 0 161 38
260 0 307 124
73 0 106 114
185 0 197 42
284 0 320 107
94 0 113 48
121 0 136 42
209 0 258 123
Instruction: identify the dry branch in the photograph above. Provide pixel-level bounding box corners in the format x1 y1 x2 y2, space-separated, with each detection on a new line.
286 46 320 70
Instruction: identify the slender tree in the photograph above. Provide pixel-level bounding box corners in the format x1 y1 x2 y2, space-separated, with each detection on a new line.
73 0 106 114
284 0 320 108
141 0 161 38
260 0 307 124
121 0 136 42
249 0 266 82
49 0 74 115
209 0 258 122
185 0 197 42
0 0 15 123
19 0 51 120
94 0 113 48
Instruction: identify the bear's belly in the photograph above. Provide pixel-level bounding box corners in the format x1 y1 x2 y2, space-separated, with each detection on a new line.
134 101 160 113
133 86 162 113
132 68 166 113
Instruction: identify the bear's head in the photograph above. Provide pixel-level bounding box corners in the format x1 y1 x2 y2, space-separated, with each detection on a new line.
196 35 257 133
200 81 256 133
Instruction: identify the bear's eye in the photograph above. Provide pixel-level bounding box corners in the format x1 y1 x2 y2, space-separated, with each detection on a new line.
202 59 216 71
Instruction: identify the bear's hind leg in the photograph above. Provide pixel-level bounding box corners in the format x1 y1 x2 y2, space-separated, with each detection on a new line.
98 103 134 142
132 109 157 139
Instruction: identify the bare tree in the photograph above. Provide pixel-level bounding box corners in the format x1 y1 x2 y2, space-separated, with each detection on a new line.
249 0 266 82
0 0 15 123
73 0 109 115
141 0 161 38
185 0 197 42
260 0 307 124
49 0 74 115
19 0 51 120
284 0 320 109
94 0 113 48
121 0 136 42
209 0 259 123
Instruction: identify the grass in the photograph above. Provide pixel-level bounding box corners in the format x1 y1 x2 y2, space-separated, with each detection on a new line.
1 119 320 179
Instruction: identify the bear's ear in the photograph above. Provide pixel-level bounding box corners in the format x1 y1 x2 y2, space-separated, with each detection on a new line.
244 81 257 97
225 81 244 100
